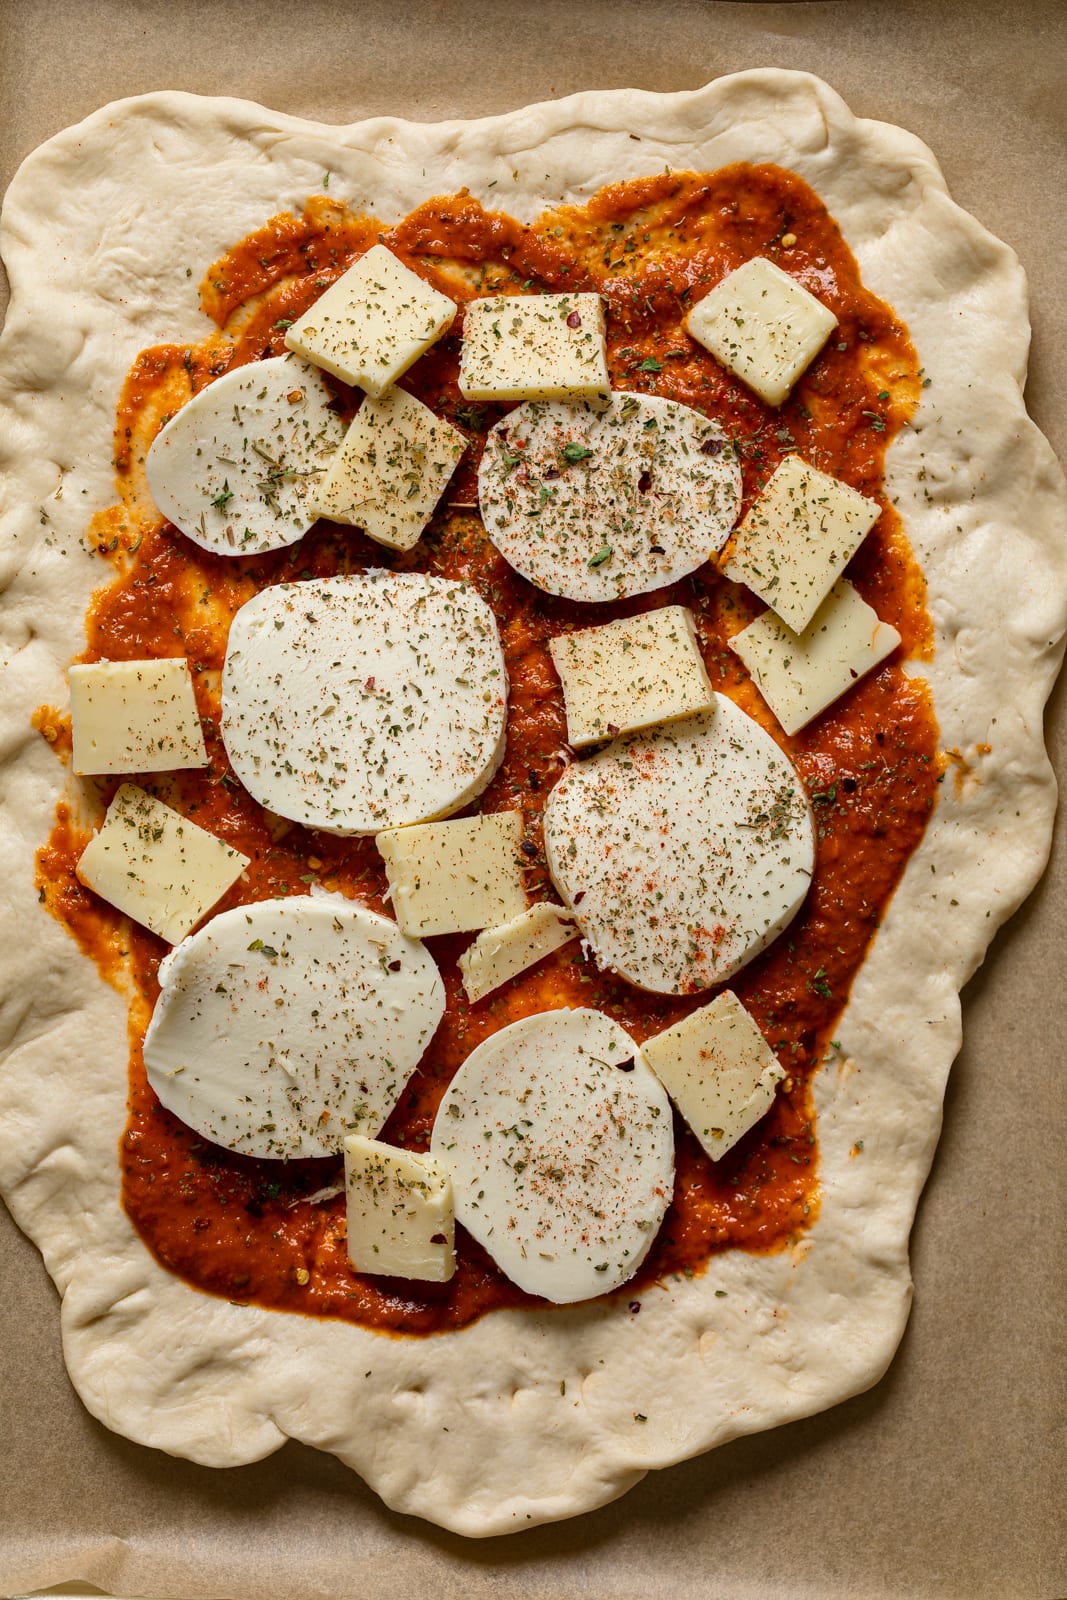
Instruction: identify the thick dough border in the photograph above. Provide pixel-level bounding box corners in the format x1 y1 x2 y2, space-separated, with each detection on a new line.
0 70 1064 1536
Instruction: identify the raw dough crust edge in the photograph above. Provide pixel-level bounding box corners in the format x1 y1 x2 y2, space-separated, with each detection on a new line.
0 69 1064 1536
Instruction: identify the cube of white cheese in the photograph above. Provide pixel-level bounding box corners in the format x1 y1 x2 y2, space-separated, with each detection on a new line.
458 293 610 403
376 811 526 937
344 1135 455 1282
76 783 249 944
458 902 577 1002
723 455 881 634
310 387 467 551
549 604 714 748
684 256 837 407
284 243 456 396
730 579 901 736
640 989 784 1161
70 658 208 777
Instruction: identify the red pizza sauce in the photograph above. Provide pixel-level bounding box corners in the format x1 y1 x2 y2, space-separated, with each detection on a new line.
36 165 939 1334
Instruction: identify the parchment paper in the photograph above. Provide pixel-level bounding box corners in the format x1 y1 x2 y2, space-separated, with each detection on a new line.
0 2 1064 1597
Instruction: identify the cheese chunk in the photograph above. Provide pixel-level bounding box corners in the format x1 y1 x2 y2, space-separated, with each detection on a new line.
723 454 881 633
376 811 526 938
76 783 248 945
478 393 741 602
685 256 837 406
310 387 466 551
543 696 814 995
430 1009 673 1303
221 572 507 835
344 1136 455 1282
143 895 445 1159
458 902 577 1002
458 293 610 403
640 990 784 1161
284 244 456 395
145 355 345 556
550 605 714 747
730 579 902 735
70 658 207 776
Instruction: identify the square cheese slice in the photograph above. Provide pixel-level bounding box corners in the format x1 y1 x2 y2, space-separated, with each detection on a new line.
549 604 714 748
684 256 837 407
284 243 456 396
376 811 526 937
70 658 208 776
730 579 902 736
344 1135 455 1283
458 292 610 402
458 902 577 1002
723 455 881 634
640 989 784 1161
310 387 466 551
77 783 249 944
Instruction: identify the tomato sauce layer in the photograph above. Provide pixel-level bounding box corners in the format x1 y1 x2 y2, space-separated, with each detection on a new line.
37 165 939 1334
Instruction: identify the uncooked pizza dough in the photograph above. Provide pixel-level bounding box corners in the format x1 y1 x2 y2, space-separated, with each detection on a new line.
0 71 1064 1536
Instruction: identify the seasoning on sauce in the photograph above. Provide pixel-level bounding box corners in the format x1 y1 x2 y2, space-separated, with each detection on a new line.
36 164 938 1335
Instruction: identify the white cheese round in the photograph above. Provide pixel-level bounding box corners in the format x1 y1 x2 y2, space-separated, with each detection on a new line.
430 1008 673 1303
477 391 741 601
221 571 508 835
542 695 814 995
145 354 345 555
143 894 445 1159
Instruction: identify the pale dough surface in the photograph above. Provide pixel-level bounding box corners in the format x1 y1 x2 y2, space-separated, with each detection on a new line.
0 70 1063 1537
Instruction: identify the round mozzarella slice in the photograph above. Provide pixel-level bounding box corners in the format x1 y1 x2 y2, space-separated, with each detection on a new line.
221 571 508 835
145 354 345 555
431 1008 673 1303
143 895 445 1159
543 695 814 995
477 392 741 601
